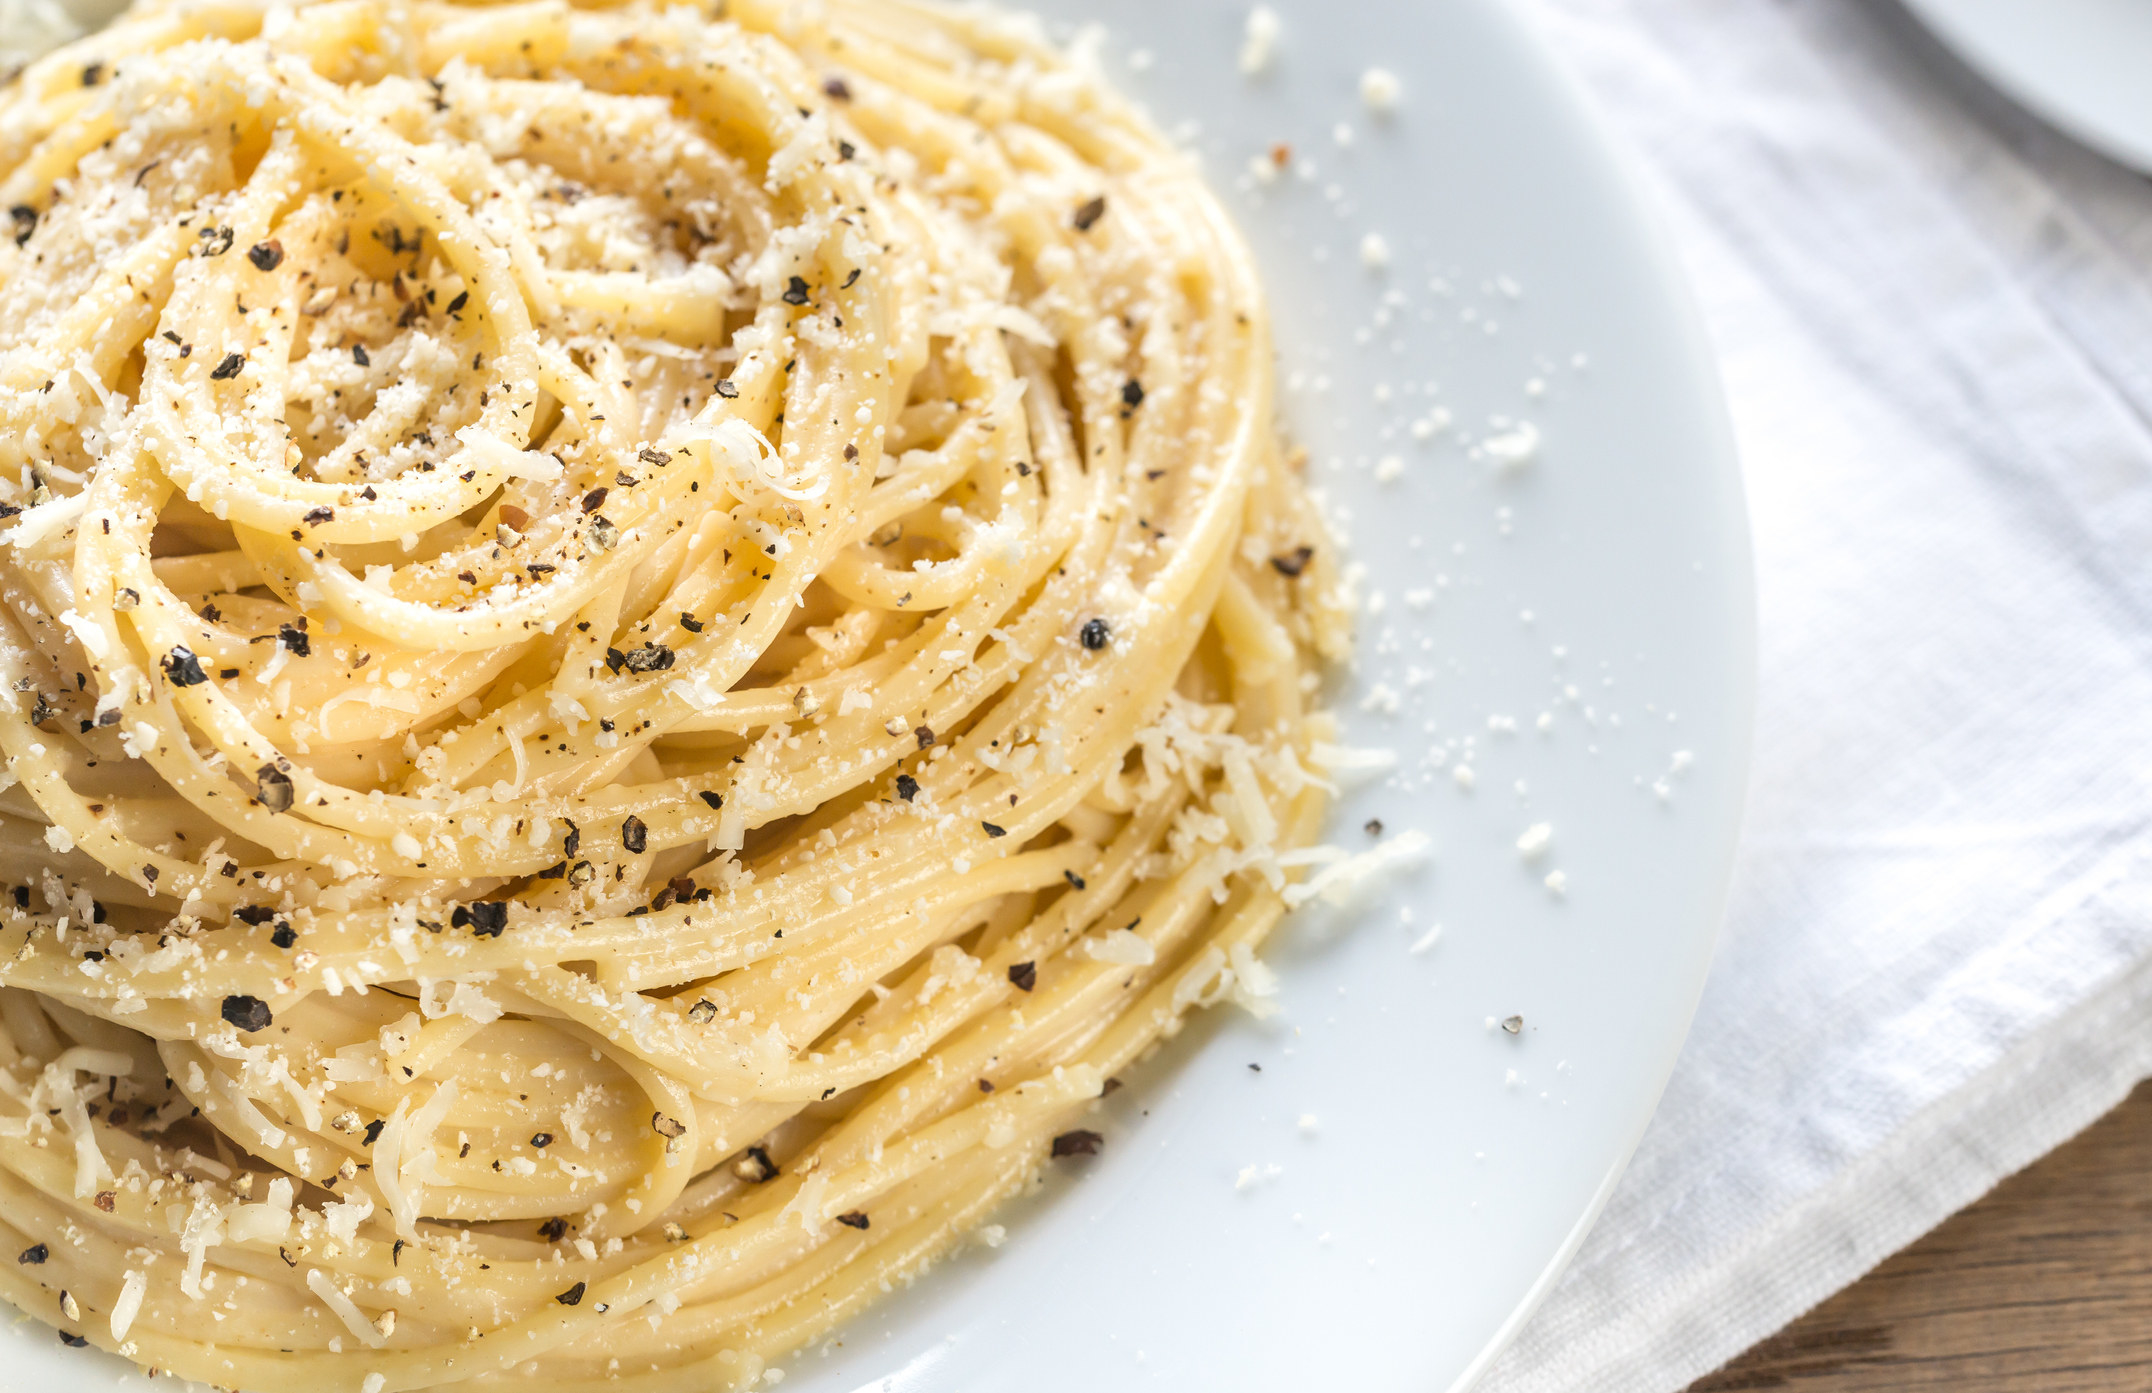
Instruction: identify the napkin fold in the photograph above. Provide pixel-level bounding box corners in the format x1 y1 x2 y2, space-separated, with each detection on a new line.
1484 2 2152 1388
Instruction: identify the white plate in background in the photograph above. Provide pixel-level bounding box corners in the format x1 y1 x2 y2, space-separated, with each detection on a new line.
1899 0 2152 174
2 0 1752 1388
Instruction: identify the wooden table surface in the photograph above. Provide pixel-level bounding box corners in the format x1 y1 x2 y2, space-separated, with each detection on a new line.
1690 1080 2152 1390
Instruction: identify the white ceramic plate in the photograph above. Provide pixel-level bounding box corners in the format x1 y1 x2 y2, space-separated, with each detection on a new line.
4 0 1752 1388
1899 0 2152 174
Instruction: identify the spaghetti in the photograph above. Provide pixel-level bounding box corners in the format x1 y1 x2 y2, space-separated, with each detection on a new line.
0 0 1370 1386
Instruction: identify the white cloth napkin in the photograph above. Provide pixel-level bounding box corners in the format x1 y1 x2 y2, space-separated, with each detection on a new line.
1482 2 2152 1389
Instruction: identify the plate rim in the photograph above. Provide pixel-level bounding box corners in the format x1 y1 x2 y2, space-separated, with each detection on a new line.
1898 0 2152 175
1446 5 1757 1383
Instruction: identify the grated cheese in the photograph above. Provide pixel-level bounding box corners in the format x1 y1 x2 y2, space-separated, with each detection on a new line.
1086 929 1154 966
110 1269 146 1342
322 1194 374 1245
1281 830 1431 908
1359 68 1402 114
307 1268 386 1348
1239 6 1280 75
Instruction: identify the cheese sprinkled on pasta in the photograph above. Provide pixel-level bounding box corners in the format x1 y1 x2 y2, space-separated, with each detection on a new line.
0 0 1353 1384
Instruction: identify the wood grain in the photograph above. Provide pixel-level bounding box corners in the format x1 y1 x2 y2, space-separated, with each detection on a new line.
1692 1080 2152 1391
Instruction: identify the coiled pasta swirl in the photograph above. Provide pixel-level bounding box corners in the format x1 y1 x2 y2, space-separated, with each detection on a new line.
0 0 1353 1386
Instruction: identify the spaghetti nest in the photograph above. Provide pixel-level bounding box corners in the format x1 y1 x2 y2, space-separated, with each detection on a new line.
0 0 1359 1386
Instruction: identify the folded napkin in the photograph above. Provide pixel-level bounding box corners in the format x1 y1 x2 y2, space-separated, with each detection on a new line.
1482 2 2152 1388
